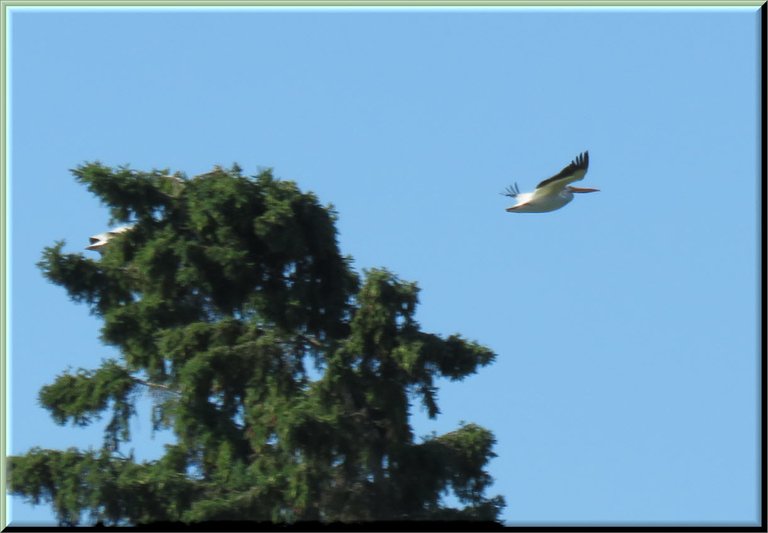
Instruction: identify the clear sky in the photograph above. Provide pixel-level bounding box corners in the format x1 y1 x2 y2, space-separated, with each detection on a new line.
5 6 762 527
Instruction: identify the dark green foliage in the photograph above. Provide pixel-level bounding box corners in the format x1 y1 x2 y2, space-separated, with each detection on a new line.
38 359 137 451
8 446 199 526
8 163 504 525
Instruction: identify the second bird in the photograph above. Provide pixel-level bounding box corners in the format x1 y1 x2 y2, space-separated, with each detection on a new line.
502 151 599 213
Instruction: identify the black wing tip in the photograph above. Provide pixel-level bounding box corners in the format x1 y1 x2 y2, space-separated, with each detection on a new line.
534 150 590 190
574 150 589 169
500 183 520 198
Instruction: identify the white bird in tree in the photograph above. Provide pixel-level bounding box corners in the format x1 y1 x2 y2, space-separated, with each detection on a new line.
85 225 133 254
502 151 599 213
85 173 186 254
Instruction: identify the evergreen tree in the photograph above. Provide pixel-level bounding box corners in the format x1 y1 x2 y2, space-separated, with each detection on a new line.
8 163 505 525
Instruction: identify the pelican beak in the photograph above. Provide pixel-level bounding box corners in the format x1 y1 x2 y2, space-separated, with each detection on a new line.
569 187 599 193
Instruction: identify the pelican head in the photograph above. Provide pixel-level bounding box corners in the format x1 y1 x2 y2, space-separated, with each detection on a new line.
567 186 600 193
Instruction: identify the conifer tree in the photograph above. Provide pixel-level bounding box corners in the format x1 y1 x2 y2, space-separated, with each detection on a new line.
8 163 505 525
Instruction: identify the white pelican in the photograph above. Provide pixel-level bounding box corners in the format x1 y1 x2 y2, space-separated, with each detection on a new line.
85 225 133 254
502 151 598 213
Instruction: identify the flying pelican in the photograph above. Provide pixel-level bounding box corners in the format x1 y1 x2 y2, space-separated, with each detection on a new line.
502 151 598 213
85 225 133 254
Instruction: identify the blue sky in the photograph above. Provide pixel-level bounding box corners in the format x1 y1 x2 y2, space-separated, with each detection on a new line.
5 6 761 526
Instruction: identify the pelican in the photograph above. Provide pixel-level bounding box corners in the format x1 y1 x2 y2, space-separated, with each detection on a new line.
502 151 598 213
85 225 133 254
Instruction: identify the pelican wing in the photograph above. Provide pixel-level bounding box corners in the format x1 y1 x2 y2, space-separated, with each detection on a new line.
535 151 589 192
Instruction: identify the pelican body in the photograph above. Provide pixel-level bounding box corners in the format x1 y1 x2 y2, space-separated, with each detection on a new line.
86 225 133 254
502 151 598 213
